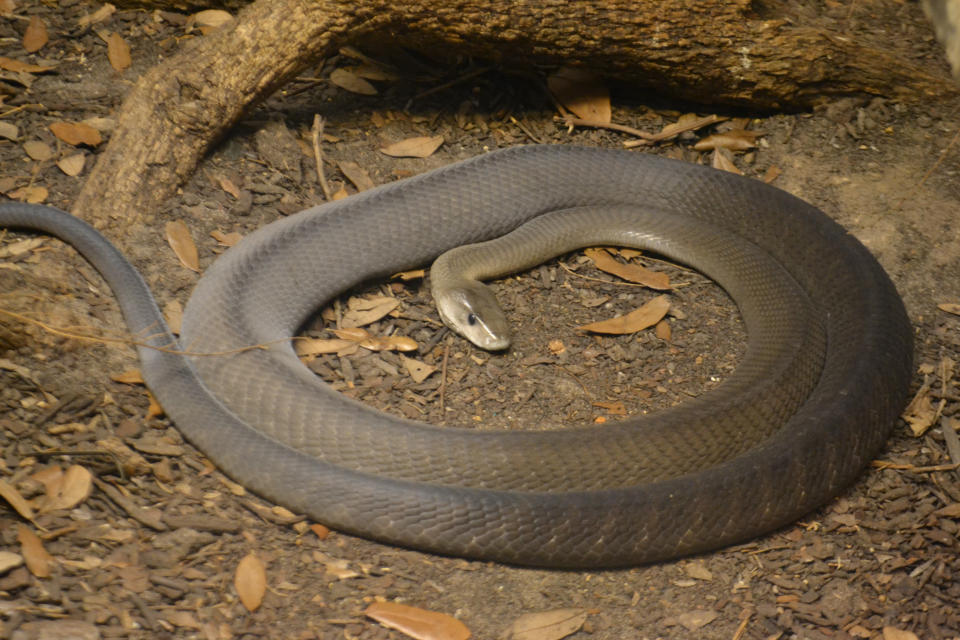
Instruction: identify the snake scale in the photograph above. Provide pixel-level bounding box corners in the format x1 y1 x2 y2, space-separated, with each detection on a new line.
0 145 912 567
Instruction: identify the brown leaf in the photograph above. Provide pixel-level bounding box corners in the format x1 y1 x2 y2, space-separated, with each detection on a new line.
234 553 267 612
547 67 611 124
338 160 375 191
402 356 436 383
342 295 400 327
23 15 48 53
694 129 762 151
210 229 242 246
330 68 378 95
711 148 741 174
365 601 471 640
163 299 183 334
9 185 47 203
0 479 35 520
0 121 17 141
39 465 92 512
360 335 418 352
653 114 727 141
77 4 116 28
17 525 53 578
882 628 920 640
380 136 444 158
655 319 671 341
309 523 330 540
592 401 626 416
49 121 102 147
192 9 233 28
578 295 670 336
762 165 782 183
584 248 670 289
23 140 52 161
165 220 200 272
938 302 960 315
295 337 359 357
56 153 85 176
0 56 56 73
504 608 587 640
677 610 719 631
111 368 145 384
106 32 131 72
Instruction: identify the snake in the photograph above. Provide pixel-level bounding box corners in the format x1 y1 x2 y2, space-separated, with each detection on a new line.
0 145 912 568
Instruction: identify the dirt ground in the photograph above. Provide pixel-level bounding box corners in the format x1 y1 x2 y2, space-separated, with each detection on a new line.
2 1 960 639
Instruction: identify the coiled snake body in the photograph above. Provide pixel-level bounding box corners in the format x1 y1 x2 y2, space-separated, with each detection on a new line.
0 146 912 567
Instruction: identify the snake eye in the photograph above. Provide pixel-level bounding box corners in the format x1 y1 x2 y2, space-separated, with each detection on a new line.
467 313 478 326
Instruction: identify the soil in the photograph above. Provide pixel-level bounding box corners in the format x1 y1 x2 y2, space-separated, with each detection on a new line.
2 2 960 640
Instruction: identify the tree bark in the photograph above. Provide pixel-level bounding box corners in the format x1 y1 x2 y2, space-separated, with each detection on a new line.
74 0 955 229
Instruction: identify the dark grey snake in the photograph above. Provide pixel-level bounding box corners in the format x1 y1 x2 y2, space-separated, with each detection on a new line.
0 145 912 567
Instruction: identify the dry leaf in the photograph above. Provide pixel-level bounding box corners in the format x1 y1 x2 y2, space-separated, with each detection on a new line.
310 523 330 539
23 15 48 53
0 0 12 14
234 553 266 612
333 327 370 341
360 335 418 352
330 68 378 95
166 610 202 629
0 479 35 520
380 136 444 158
584 248 670 289
762 165 782 183
654 114 727 141
578 295 670 336
77 3 116 28
677 610 719 631
217 175 241 198
57 153 85 176
164 299 183 334
402 356 436 383
111 368 145 384
0 121 17 141
392 269 425 281
23 140 52 161
9 185 47 203
0 551 23 574
106 32 131 72
96 437 152 477
711 148 741 174
342 295 400 327
210 229 242 246
547 67 611 124
938 302 960 315
49 121 102 147
295 337 358 357
882 628 920 640
337 160 375 191
165 220 200 272
504 608 587 640
17 525 53 578
193 9 233 28
365 601 471 640
39 465 93 512
592 401 626 416
0 57 55 73
655 319 671 341
693 129 762 151
934 502 960 517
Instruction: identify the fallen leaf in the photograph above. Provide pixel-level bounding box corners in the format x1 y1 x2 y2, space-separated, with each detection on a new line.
504 608 587 640
342 295 400 327
0 479 35 520
365 601 471 640
762 165 782 183
165 220 200 272
584 247 670 289
592 401 626 415
111 368 145 384
166 610 202 629
653 114 727 141
676 609 719 631
380 136 444 158
9 185 47 203
0 121 17 141
360 335 418 352
49 121 102 147
295 337 359 357
17 525 53 578
77 3 116 28
882 627 920 640
164 299 183 334
234 553 266 612
392 269 425 281
0 57 55 73
309 523 330 540
711 148 741 174
56 153 85 176
694 129 762 151
0 551 23 574
95 437 152 477
938 302 960 315
337 160 375 191
934 503 960 517
655 319 671 341
23 15 48 53
38 465 92 512
333 327 370 341
578 295 670 336
210 229 242 247
23 140 52 161
106 32 131 72
402 356 436 383
192 9 233 28
547 67 611 124
330 68 378 95
217 175 241 199
684 562 713 581
0 0 12 15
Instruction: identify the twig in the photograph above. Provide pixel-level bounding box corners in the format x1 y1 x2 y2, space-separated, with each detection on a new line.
509 116 544 144
439 336 451 414
311 114 332 201
558 115 655 141
410 65 493 102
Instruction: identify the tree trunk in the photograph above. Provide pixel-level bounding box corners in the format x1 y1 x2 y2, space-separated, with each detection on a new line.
73 0 955 229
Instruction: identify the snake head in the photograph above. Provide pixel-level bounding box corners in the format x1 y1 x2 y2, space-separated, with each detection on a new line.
434 280 511 351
